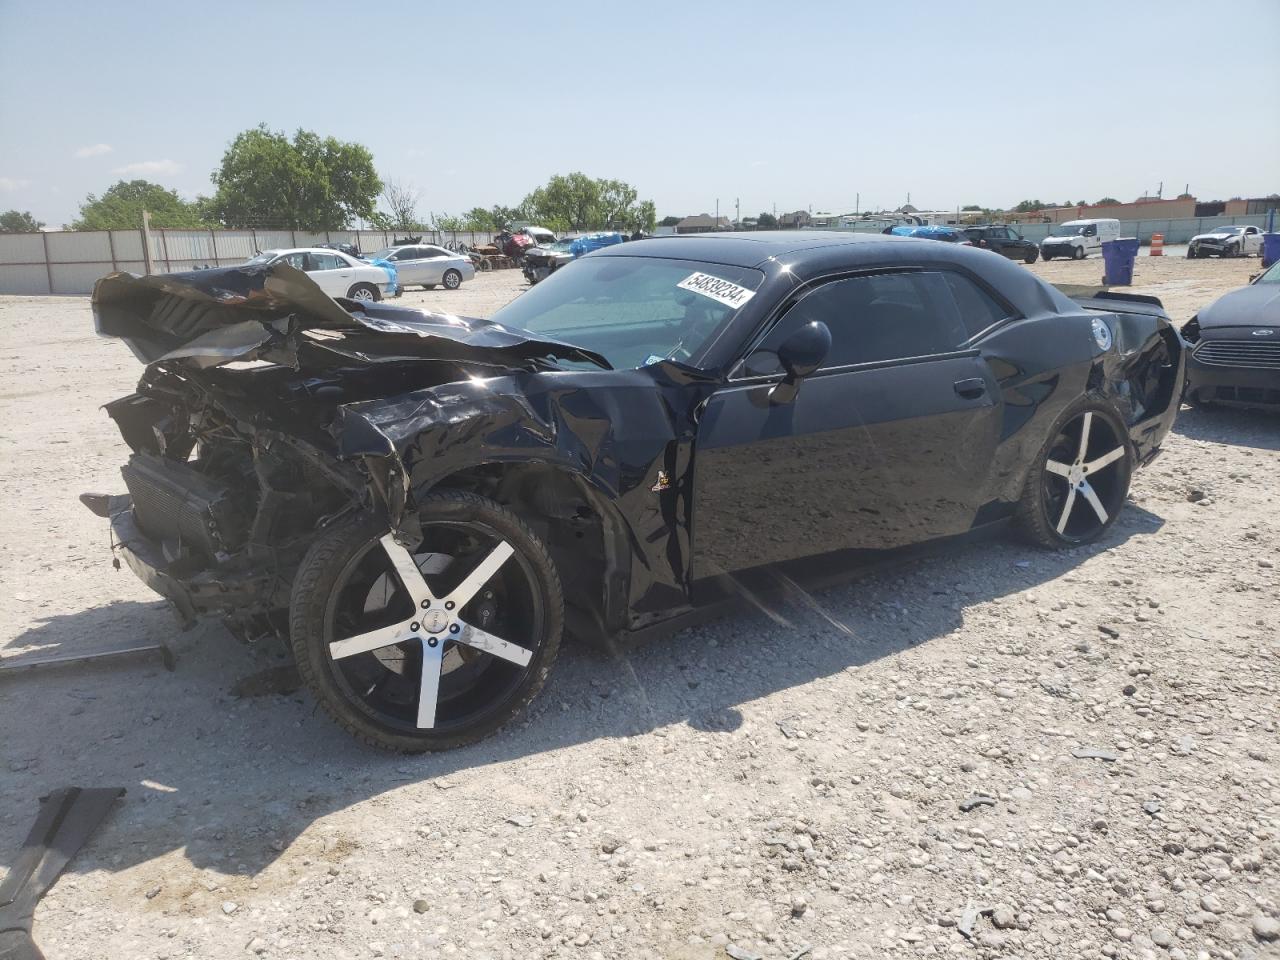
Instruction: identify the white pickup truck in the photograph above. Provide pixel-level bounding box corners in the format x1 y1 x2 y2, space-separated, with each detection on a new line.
1188 224 1264 259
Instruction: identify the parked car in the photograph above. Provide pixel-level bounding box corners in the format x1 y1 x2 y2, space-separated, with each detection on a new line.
314 241 363 259
245 248 393 301
1187 225 1264 259
1180 257 1280 409
959 224 1040 263
887 225 971 244
1040 218 1121 261
522 238 576 284
369 243 476 290
84 234 1183 751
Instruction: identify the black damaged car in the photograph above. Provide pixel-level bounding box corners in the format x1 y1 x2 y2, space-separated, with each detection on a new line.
85 233 1184 751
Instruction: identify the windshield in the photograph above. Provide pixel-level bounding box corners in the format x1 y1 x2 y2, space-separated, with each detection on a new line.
488 256 765 369
1256 260 1280 285
247 250 278 264
1048 224 1084 237
369 248 397 260
549 240 575 252
1212 226 1243 235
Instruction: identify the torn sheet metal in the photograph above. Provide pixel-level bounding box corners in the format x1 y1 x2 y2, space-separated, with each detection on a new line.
92 263 609 371
0 787 125 960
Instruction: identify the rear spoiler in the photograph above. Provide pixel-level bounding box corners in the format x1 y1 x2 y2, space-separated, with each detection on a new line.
1052 283 1164 308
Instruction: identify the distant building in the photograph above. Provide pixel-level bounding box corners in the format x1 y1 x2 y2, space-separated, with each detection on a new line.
778 210 811 229
675 214 733 234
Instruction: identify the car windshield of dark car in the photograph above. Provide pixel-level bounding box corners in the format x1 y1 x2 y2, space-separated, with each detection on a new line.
1256 261 1280 285
488 256 765 369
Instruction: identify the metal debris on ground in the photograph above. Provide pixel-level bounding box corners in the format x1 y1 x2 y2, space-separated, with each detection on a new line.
725 944 763 960
0 786 125 960
959 794 996 812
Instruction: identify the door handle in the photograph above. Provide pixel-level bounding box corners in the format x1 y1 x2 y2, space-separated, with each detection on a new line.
954 378 987 399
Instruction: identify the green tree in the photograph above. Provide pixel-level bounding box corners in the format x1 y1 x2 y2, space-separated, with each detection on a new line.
0 209 44 232
489 204 526 230
757 212 778 229
380 178 422 232
961 205 982 212
1096 197 1120 205
521 172 654 232
1014 199 1048 213
463 207 496 231
659 215 682 227
209 125 381 230
72 180 209 230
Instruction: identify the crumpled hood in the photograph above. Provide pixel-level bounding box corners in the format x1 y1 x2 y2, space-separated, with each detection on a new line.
91 262 610 371
1197 283 1280 328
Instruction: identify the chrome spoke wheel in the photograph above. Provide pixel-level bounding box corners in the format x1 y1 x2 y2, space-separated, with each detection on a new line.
323 523 543 734
1040 409 1129 543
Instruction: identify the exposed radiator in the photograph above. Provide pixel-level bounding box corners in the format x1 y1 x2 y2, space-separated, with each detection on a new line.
121 453 247 558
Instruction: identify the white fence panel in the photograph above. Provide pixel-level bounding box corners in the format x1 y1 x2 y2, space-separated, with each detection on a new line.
0 264 51 295
0 233 47 265
45 231 112 264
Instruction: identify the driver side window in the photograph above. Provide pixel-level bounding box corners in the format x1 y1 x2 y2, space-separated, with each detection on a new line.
744 271 970 376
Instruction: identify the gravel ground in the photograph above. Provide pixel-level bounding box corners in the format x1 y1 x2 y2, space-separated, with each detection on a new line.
1 255 1277 960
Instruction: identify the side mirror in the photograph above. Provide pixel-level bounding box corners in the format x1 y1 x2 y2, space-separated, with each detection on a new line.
770 321 831 405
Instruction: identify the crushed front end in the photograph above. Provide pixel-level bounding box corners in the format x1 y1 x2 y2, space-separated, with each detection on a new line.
85 262 608 630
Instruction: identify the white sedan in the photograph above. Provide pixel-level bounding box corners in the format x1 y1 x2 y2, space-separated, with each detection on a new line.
247 248 394 301
1187 225 1264 259
369 243 477 290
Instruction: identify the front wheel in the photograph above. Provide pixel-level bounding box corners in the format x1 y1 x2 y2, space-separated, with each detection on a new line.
347 283 381 302
1222 244 1238 259
1016 402 1134 548
443 269 463 290
290 491 564 752
1042 253 1054 262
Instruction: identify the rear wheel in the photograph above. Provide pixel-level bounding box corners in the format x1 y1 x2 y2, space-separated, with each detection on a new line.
290 491 563 752
1016 402 1133 548
1072 245 1085 260
1042 253 1054 261
347 282 380 302
443 269 463 290
1024 251 1038 264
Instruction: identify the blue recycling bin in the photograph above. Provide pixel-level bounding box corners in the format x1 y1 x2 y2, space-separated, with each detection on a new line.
1263 233 1280 269
1101 237 1140 286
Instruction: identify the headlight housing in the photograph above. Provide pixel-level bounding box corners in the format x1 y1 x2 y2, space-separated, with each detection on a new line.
1182 317 1201 344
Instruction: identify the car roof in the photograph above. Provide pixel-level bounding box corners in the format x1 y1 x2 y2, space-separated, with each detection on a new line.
263 247 358 256
591 230 937 268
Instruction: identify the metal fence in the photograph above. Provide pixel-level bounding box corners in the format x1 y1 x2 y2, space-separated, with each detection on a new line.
0 227 498 296
2 214 1277 296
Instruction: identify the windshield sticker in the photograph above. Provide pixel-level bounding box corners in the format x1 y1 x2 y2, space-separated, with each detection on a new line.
643 354 666 366
677 272 756 309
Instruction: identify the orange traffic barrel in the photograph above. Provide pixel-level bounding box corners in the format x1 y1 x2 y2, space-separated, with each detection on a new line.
1150 233 1164 256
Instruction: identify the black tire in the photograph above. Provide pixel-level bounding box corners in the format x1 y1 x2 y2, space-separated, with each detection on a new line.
1072 245 1085 261
290 491 564 752
346 282 381 302
1222 244 1237 259
1024 252 1038 264
442 269 463 290
1015 398 1134 549
1187 248 1198 259
1042 253 1053 262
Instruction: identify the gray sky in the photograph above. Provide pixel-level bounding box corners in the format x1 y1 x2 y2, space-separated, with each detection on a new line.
1 0 1277 227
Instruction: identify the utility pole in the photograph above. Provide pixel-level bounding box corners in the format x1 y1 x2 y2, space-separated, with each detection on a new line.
141 209 154 275
735 197 739 227
715 198 719 224
855 192 859 216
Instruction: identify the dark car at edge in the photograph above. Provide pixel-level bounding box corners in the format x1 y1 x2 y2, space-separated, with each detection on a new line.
84 232 1184 751
960 224 1040 264
1181 257 1280 410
